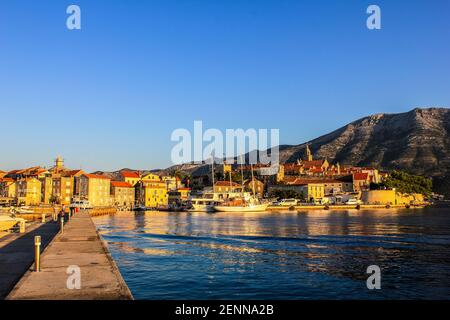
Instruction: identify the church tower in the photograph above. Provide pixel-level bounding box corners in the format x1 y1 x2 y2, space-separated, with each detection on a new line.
305 145 313 161
55 155 64 169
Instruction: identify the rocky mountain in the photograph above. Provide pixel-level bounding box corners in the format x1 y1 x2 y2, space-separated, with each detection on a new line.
279 107 450 177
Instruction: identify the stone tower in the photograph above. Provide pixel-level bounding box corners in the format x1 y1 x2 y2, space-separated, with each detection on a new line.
55 156 64 169
305 145 313 161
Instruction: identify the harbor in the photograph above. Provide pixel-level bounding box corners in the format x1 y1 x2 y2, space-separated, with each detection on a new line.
4 210 132 300
93 208 450 300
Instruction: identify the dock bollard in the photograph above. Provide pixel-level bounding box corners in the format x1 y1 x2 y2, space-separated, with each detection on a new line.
34 236 41 272
41 213 46 223
19 221 26 233
60 216 64 233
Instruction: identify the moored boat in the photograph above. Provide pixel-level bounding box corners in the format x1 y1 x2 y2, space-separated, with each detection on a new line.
188 198 223 212
213 202 270 212
0 215 26 232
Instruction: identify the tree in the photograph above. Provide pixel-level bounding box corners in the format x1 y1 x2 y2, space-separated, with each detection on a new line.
371 170 432 197
269 189 302 200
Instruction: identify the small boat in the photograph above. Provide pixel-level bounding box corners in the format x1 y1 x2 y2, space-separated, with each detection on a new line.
0 215 26 232
188 198 223 212
157 204 186 212
133 206 149 212
15 207 34 214
213 200 270 212
213 160 270 213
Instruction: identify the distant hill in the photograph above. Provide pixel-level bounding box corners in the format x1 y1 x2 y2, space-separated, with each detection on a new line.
279 107 450 176
277 107 450 196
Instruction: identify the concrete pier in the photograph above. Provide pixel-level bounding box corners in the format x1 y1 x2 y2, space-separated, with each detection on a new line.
6 211 132 300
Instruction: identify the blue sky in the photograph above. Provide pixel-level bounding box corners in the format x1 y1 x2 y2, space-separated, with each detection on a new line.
1 0 449 171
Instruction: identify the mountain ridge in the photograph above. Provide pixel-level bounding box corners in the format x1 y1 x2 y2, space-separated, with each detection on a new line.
279 107 450 176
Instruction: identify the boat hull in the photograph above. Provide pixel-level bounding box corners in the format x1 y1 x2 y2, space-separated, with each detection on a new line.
188 204 216 212
0 216 25 232
213 203 270 212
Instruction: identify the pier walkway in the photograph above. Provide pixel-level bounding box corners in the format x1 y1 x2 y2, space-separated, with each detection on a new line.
6 211 132 300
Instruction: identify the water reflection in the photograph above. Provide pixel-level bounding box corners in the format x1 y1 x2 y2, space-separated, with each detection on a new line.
93 208 450 299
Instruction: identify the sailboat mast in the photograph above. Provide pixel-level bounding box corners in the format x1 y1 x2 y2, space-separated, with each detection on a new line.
211 159 215 190
250 163 256 197
240 155 244 196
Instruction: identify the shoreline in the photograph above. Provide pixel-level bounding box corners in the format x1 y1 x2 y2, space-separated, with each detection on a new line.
267 204 429 211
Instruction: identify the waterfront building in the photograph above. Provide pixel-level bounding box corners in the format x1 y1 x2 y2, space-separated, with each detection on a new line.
135 180 168 208
16 177 41 206
79 173 111 207
243 178 265 197
269 180 325 202
177 187 191 200
111 181 135 208
141 173 160 181
286 178 343 196
161 176 182 191
168 187 191 205
213 181 243 193
51 170 84 205
118 171 141 186
6 167 49 180
0 178 16 198
335 175 355 193
352 172 370 192
361 190 424 205
40 176 53 204
52 176 73 205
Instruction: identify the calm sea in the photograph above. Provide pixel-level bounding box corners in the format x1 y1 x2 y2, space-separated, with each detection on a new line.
93 208 450 299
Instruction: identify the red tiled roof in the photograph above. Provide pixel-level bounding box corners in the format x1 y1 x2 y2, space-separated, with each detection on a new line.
214 181 241 187
177 188 191 191
353 173 369 180
302 160 325 167
287 178 342 185
111 181 133 188
0 178 14 182
84 173 111 180
62 169 83 177
120 171 140 178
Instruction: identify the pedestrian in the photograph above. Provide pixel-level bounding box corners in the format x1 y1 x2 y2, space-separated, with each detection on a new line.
53 205 58 222
60 205 66 221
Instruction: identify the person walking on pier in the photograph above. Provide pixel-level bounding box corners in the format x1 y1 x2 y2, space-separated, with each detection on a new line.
53 205 58 222
59 205 66 222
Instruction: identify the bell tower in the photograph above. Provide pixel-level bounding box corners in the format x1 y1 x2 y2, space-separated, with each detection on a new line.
55 156 64 169
305 145 313 161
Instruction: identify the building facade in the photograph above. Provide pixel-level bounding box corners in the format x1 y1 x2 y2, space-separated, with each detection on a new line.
16 178 42 206
79 174 111 207
111 181 135 208
135 180 168 208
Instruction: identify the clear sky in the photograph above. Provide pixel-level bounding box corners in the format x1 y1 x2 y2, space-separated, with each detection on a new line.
1 0 449 172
